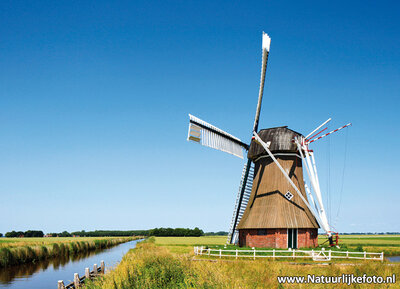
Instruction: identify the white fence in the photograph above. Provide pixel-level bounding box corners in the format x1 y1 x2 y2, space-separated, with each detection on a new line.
194 246 384 261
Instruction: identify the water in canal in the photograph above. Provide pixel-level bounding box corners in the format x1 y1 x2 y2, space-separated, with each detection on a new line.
387 256 400 262
0 239 141 289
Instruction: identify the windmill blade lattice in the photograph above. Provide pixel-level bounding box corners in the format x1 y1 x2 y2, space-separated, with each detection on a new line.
227 160 255 244
187 114 248 159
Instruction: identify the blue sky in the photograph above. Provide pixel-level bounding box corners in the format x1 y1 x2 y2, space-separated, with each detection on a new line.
0 0 399 234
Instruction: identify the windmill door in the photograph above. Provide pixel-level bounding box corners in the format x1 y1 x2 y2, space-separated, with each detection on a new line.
287 229 298 249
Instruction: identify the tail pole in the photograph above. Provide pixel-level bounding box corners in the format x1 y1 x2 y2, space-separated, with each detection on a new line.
307 123 352 144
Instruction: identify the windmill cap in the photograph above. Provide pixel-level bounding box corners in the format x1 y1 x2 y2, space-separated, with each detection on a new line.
248 127 303 160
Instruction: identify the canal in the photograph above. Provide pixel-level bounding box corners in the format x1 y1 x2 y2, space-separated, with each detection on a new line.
0 239 141 289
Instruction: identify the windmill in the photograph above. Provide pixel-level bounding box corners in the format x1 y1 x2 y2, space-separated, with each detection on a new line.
187 33 351 248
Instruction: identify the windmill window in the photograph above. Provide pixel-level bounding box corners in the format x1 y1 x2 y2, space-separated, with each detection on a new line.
285 191 293 201
257 229 267 235
288 229 298 249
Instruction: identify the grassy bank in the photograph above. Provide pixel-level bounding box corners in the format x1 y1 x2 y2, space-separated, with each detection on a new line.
154 235 400 257
0 236 141 268
84 237 400 288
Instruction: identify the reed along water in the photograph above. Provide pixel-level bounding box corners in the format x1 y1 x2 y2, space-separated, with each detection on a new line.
0 239 141 289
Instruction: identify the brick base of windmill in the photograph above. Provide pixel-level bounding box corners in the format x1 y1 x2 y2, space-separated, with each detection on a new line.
239 228 318 249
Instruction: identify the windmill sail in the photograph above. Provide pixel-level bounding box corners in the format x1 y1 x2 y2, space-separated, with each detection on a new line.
187 114 248 159
227 160 254 244
253 32 271 132
227 33 271 244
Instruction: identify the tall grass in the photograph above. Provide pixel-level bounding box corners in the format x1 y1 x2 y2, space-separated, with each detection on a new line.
0 237 140 268
84 238 400 288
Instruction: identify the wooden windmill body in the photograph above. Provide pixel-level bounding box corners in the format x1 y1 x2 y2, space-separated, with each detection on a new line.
236 127 318 248
187 33 350 248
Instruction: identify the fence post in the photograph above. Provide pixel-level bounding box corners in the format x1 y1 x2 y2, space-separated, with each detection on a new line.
236 249 238 259
253 248 256 260
219 249 222 258
346 251 349 258
329 250 331 260
364 251 366 260
85 268 90 279
381 252 384 261
208 248 210 256
273 249 275 259
74 273 80 288
101 261 105 274
93 264 98 276
58 280 65 289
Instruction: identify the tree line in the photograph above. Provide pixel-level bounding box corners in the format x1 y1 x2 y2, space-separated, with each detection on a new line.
204 231 228 236
69 230 150 237
4 230 44 237
148 227 204 237
1 228 205 237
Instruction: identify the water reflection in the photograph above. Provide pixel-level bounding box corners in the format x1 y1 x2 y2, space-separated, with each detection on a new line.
0 248 111 284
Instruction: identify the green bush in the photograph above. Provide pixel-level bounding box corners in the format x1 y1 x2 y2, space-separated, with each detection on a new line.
69 242 78 255
356 245 364 252
0 248 15 267
39 246 49 260
59 243 68 256
25 246 36 262
52 243 61 256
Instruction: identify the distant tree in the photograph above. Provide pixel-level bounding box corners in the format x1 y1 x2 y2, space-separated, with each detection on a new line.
174 228 186 236
24 230 44 237
192 227 203 237
0 233 3 237
5 231 17 237
59 231 72 237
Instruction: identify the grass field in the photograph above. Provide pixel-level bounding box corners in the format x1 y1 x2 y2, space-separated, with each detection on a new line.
334 235 400 246
0 236 139 267
154 236 226 253
325 235 400 256
153 235 400 256
83 237 400 289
